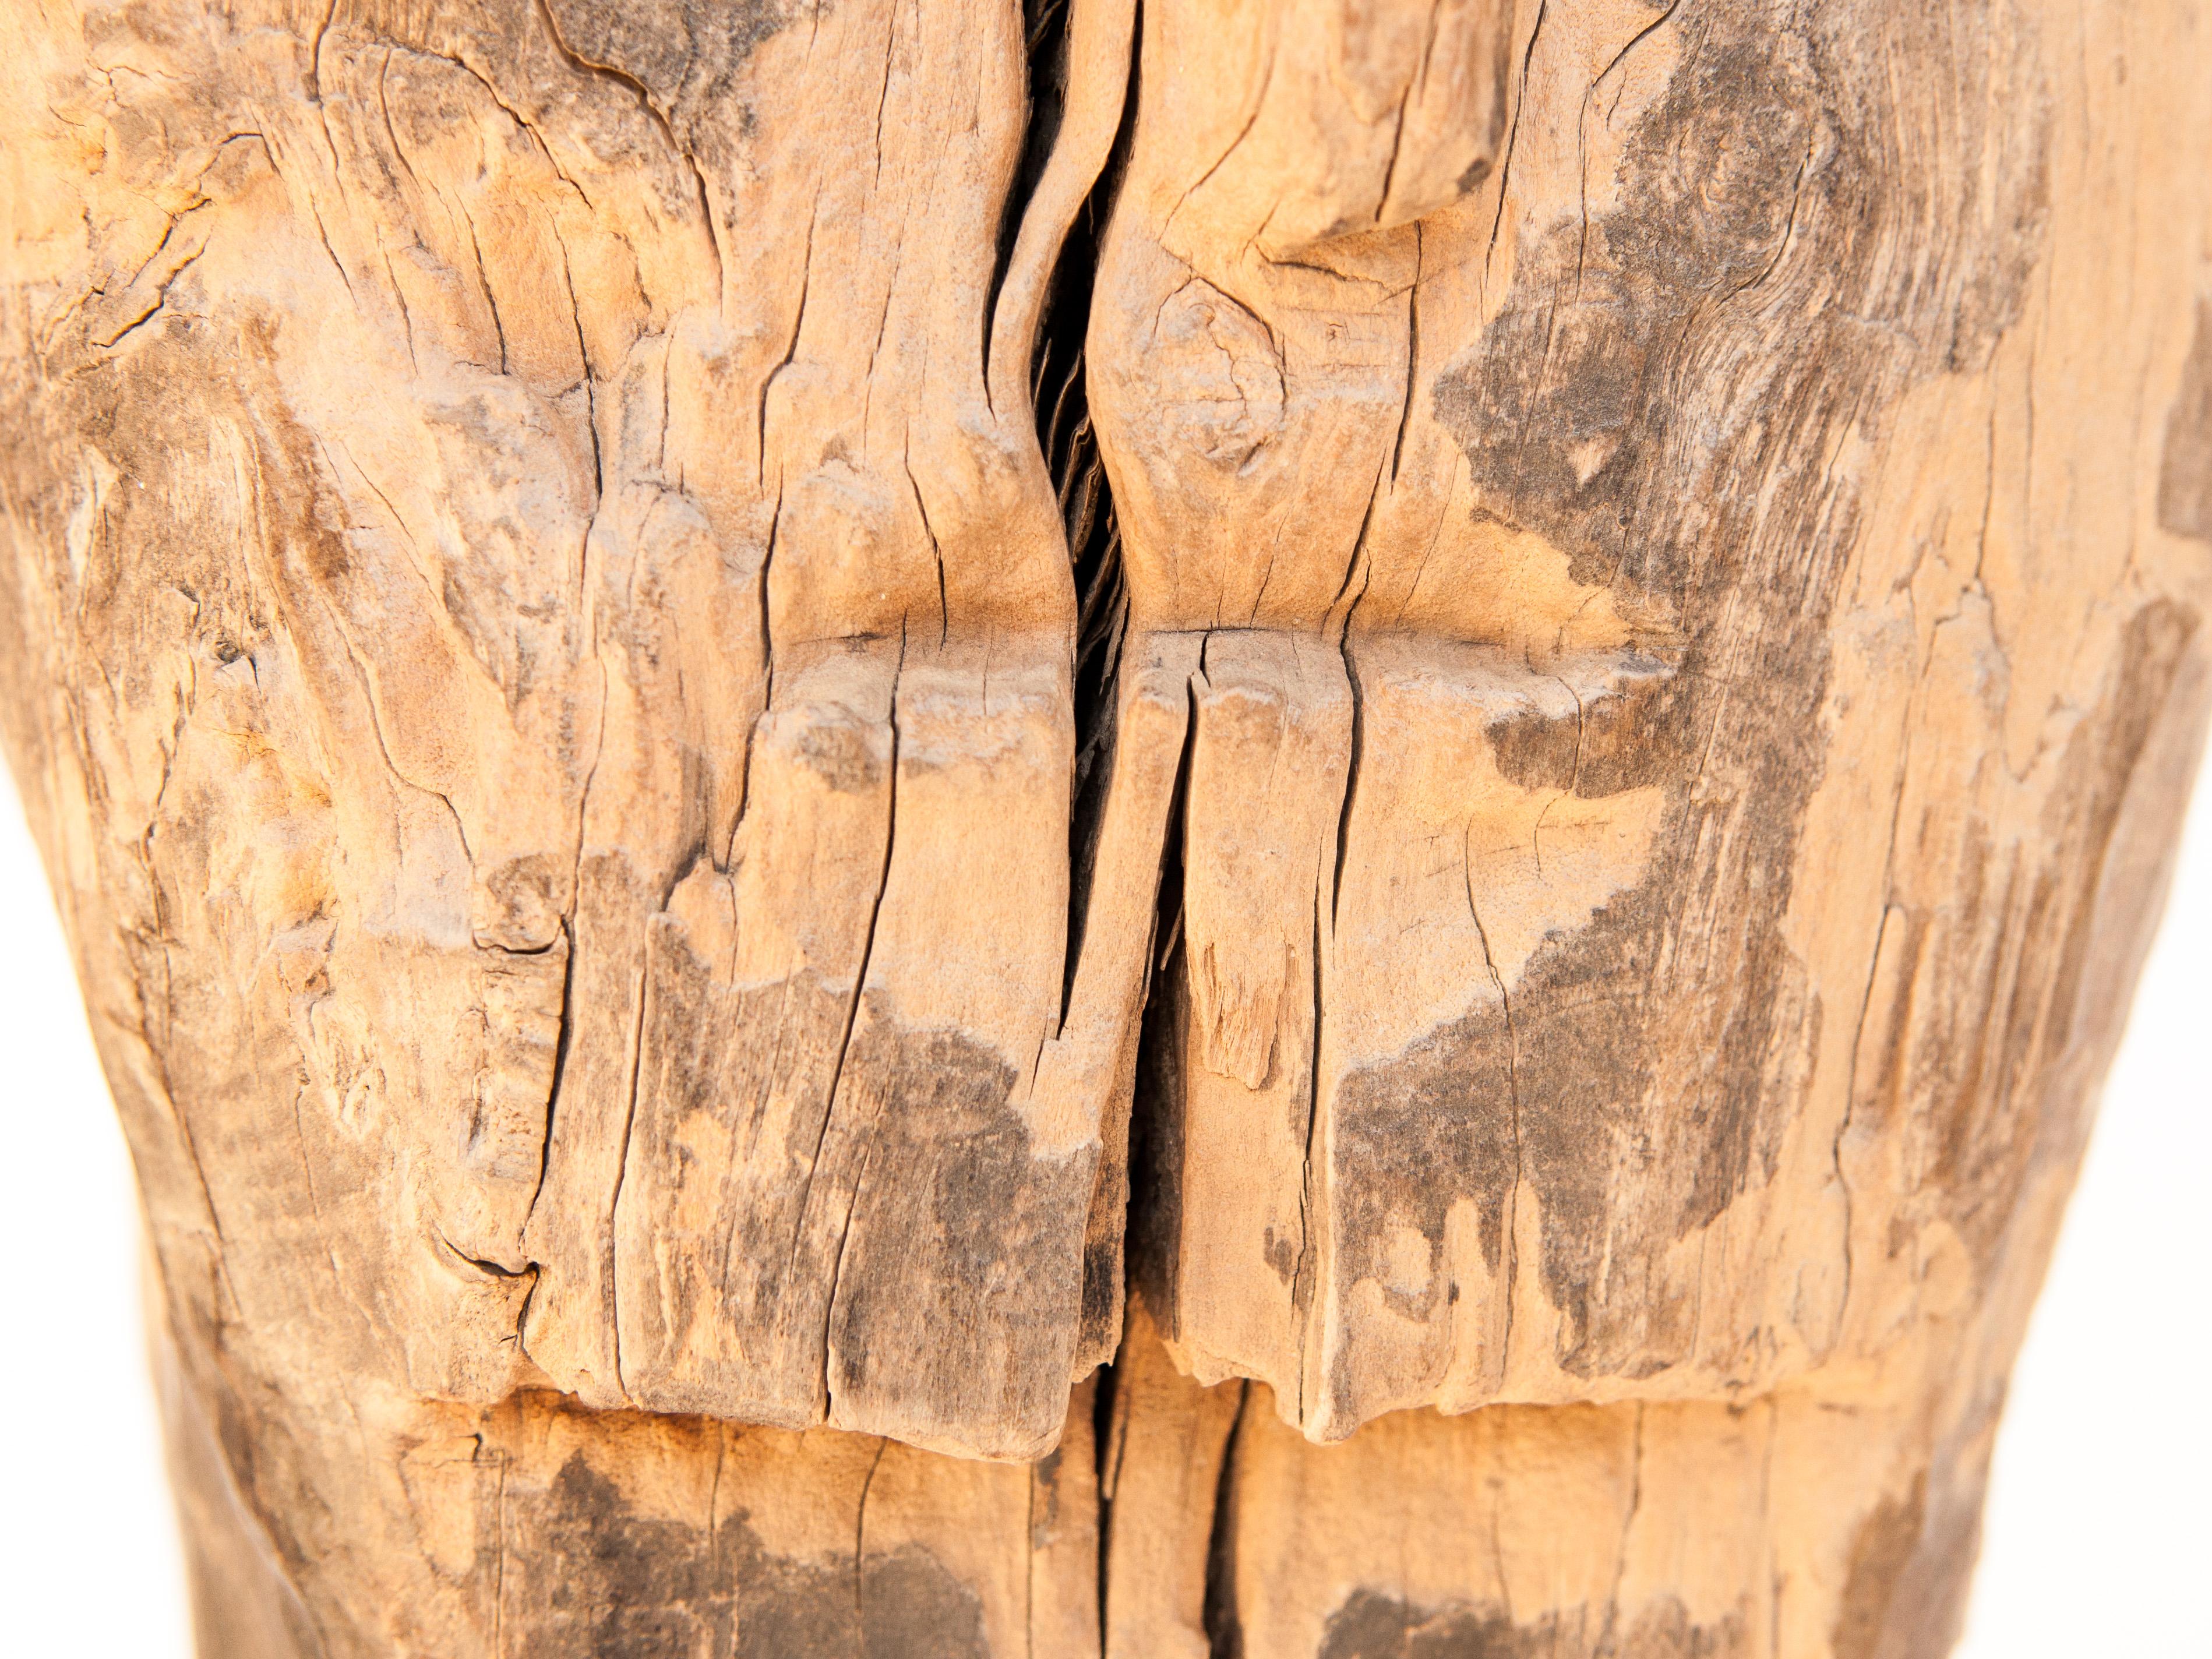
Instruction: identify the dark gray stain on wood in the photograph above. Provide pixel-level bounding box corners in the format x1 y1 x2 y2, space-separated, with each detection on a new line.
489 1425 995 1658
1317 1588 1745 1659
1309 1601 1539 1659
542 0 791 165
1332 1011 1518 1283
2159 298 2212 542
1831 1457 1986 1659
1832 1476 1927 1659
827 1011 1096 1453
1392 0 2052 1379
1617 1599 1753 1658
1486 652 1674 799
1319 1589 1509 1659
615 925 859 1424
723 1538 858 1659
502 1450 739 1656
862 1548 993 1659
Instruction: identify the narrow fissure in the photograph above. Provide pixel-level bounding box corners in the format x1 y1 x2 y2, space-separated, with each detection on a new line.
601 953 653 1399
814 623 906 1419
1040 0 1141 1022
1120 672 1198 1330
1201 1382 1250 1659
1009 26 1198 1643
1091 1352 1125 1654
523 914 578 1227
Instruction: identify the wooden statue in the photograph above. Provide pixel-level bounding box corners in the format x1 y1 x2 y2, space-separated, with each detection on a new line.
3 0 2207 1650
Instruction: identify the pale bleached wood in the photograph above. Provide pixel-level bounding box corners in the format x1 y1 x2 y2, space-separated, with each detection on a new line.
2 0 2210 1651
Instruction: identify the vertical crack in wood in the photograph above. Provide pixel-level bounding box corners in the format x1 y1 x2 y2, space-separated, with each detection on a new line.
1043 151 1134 1018
814 627 908 1419
1200 1379 1250 1659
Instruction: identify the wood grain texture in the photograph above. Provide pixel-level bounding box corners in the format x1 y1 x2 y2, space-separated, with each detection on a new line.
1095 0 2212 1445
3 0 2209 1649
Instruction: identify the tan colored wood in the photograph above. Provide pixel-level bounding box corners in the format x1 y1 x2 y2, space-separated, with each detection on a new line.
1096 0 2212 1450
3 0 2210 1651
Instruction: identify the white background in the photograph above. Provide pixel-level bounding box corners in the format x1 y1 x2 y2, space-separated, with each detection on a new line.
0 757 2205 1655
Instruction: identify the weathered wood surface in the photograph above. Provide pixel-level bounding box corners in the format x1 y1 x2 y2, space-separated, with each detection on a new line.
1094 0 2210 1442
135 1287 2102 1656
3 0 2210 1650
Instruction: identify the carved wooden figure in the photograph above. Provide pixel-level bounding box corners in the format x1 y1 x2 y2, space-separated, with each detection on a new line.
2 0 2207 1651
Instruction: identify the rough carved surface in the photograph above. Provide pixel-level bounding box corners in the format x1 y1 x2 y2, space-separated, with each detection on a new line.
2 0 2209 1651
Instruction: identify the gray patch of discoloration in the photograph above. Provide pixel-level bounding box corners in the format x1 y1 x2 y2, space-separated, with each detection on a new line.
490 1431 1001 1658
544 0 790 165
728 1537 860 1659
615 921 862 1426
862 1548 993 1659
1316 1588 1746 1659
2159 299 2212 542
502 1452 740 1656
1831 1460 1987 1659
1333 1011 1518 1286
1832 1476 1928 1659
1405 0 2051 1380
798 721 892 793
825 1011 1097 1456
1318 1589 1521 1659
1618 1598 1754 1659
1486 652 1674 799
